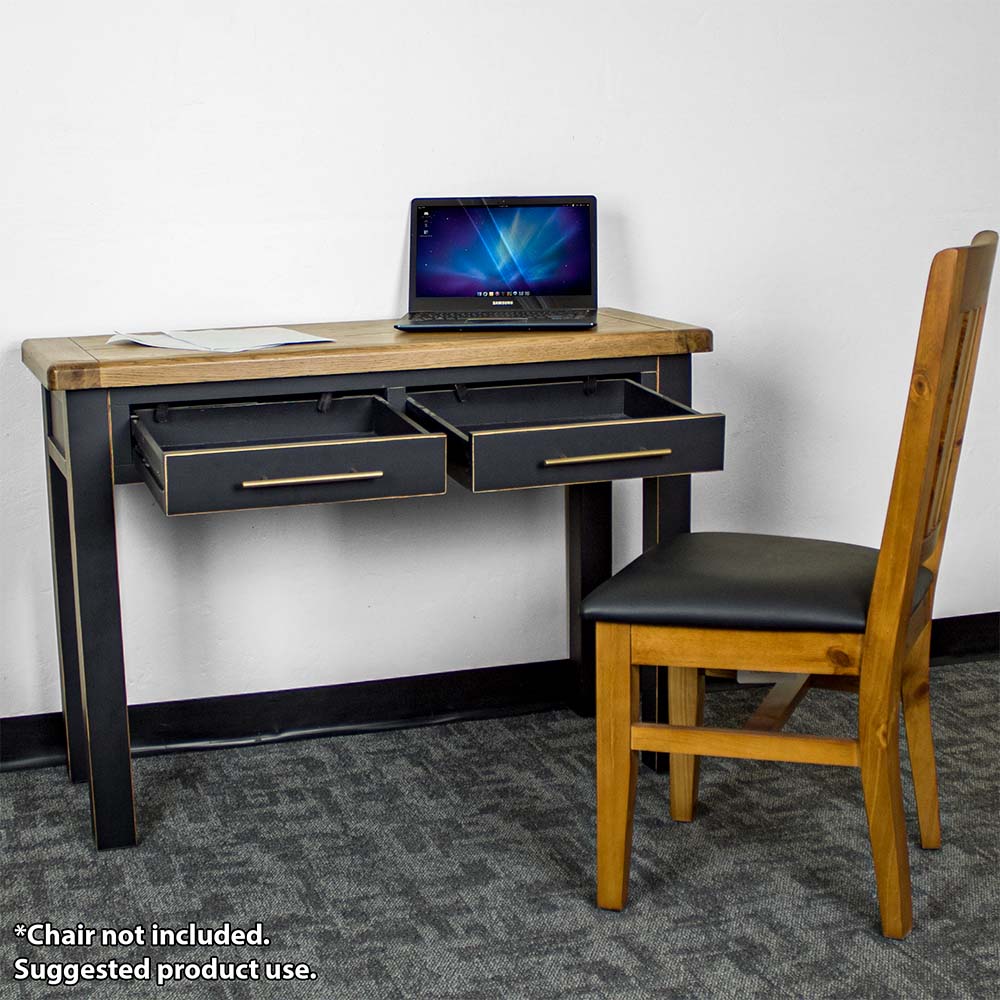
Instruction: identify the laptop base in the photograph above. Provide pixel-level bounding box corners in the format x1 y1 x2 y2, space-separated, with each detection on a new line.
395 311 597 333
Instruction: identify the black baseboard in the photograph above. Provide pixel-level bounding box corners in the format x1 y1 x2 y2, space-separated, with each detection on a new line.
3 612 996 774
1 659 574 773
929 611 999 662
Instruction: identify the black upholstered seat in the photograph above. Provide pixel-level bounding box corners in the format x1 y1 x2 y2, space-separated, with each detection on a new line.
581 531 934 633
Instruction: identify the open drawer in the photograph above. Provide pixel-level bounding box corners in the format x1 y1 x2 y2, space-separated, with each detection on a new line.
131 396 447 515
406 378 724 492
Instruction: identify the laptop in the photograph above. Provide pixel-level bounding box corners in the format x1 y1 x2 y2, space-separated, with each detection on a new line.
395 195 598 332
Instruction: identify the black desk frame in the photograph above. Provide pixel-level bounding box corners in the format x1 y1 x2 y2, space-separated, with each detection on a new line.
42 352 692 849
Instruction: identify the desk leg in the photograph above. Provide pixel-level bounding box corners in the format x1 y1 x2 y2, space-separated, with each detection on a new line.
640 355 694 773
43 391 88 784
42 388 89 781
567 481 613 716
63 389 138 849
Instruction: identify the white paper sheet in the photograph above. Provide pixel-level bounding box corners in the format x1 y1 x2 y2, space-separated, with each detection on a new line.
108 326 335 353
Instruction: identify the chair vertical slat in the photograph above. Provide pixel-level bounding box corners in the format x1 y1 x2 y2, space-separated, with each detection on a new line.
922 300 990 577
923 305 979 543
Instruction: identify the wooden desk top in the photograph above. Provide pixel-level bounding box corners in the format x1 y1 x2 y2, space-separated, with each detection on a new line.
22 307 712 391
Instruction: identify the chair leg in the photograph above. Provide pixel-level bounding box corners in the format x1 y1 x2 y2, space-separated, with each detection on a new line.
667 666 704 822
595 622 639 911
901 624 941 849
859 693 913 939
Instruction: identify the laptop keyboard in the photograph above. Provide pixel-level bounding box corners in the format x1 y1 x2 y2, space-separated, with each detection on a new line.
411 310 594 322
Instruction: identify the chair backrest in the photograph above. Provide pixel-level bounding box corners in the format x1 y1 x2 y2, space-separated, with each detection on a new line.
863 231 997 683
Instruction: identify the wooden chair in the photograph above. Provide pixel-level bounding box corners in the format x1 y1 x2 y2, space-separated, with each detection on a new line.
582 232 997 938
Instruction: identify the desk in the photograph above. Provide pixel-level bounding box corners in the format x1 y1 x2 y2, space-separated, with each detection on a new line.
22 308 720 849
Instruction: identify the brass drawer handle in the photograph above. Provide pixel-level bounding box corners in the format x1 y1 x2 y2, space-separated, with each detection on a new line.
542 448 672 468
241 471 384 489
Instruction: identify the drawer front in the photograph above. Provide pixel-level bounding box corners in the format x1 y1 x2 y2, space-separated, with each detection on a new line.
470 414 724 491
157 435 446 515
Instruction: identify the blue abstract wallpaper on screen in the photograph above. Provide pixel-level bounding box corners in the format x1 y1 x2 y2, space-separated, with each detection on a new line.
415 205 591 297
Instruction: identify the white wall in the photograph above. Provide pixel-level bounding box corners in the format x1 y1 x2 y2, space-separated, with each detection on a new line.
2 0 997 718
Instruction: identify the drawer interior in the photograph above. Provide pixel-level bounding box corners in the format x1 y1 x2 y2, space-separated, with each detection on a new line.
132 395 423 456
408 379 695 437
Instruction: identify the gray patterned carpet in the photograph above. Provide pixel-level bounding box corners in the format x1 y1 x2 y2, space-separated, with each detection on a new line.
2 659 998 999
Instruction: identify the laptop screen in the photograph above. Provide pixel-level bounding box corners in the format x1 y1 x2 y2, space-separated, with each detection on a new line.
409 196 596 307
